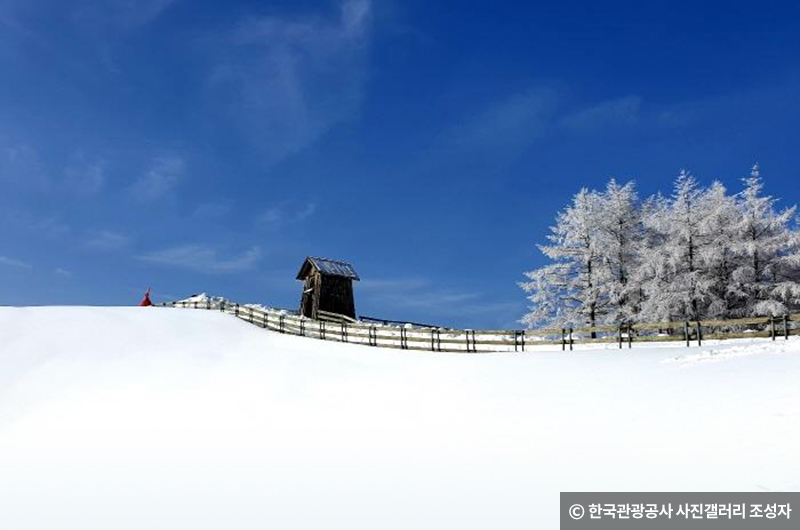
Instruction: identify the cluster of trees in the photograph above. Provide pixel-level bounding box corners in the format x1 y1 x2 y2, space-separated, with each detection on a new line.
520 166 800 329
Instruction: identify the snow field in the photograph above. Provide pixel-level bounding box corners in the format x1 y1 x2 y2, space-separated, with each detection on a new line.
0 306 798 529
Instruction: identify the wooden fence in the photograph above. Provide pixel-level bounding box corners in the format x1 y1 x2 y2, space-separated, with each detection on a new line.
159 299 800 353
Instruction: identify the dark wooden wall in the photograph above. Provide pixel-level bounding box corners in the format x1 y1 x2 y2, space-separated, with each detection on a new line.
299 272 356 319
318 275 356 319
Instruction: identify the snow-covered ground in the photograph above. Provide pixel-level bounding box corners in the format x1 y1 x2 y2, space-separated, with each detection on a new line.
1 306 798 530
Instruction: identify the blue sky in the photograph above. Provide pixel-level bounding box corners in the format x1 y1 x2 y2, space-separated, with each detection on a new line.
2 0 800 328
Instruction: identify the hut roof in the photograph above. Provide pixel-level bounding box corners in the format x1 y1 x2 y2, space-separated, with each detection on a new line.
296 256 360 281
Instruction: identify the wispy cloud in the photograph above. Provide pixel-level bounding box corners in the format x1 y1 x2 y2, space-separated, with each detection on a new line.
85 230 130 251
295 202 317 222
72 0 179 29
559 95 643 131
191 200 234 219
0 255 31 269
255 201 317 229
359 277 519 319
129 155 184 202
65 156 106 194
55 267 72 277
385 289 481 310
437 91 650 165
140 244 262 273
3 0 177 30
208 0 371 164
358 277 429 291
0 142 49 190
2 210 70 238
443 88 559 155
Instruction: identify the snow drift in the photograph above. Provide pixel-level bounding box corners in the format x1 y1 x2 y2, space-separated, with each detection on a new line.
1 306 798 529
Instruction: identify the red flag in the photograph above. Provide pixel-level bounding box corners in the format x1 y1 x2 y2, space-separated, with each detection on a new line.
139 287 153 307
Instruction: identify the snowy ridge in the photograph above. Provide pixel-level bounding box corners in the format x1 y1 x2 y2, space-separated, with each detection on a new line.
176 292 292 315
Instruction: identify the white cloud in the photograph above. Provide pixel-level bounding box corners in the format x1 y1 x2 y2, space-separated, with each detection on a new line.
2 210 70 238
442 88 559 157
72 0 178 29
358 277 429 291
295 202 317 222
0 255 31 269
255 208 282 227
0 142 49 189
359 277 518 318
192 200 233 219
140 245 262 273
55 267 72 276
209 0 371 164
85 230 130 251
438 91 647 163
65 157 106 194
129 155 184 202
255 202 317 229
560 95 643 131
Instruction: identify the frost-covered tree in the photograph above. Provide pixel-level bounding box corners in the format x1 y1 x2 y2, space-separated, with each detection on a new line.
638 171 714 321
595 179 643 323
520 189 609 330
697 181 743 318
731 165 800 315
635 192 674 322
521 166 800 328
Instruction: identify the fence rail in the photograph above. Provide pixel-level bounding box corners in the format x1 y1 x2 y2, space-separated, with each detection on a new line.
158 299 800 353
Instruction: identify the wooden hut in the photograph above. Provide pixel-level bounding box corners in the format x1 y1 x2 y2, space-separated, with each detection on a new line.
297 256 360 321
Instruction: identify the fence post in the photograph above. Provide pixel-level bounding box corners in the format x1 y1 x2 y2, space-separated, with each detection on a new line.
627 323 633 349
561 328 566 351
342 322 348 343
685 321 690 347
568 328 574 351
618 324 623 349
300 319 305 336
696 321 702 347
320 321 326 340
784 315 789 340
515 330 524 352
262 312 267 329
431 329 436 352
771 317 776 341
